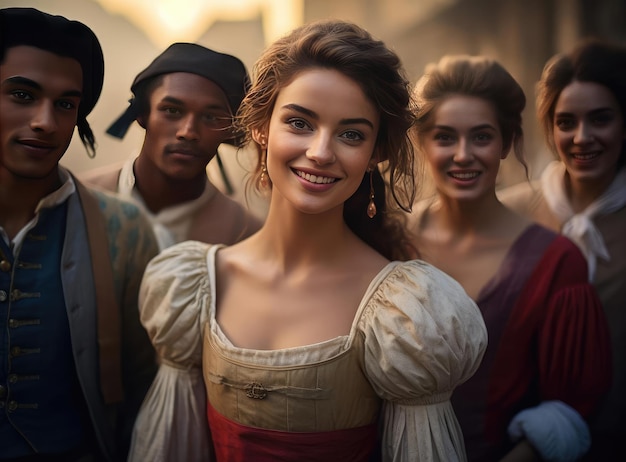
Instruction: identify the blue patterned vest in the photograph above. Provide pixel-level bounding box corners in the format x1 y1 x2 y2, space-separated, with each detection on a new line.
0 202 87 458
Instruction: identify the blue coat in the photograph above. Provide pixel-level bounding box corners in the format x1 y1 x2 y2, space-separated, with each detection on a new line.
0 178 159 461
65 182 159 461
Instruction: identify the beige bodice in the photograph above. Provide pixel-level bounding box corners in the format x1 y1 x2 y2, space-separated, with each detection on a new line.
203 325 380 431
130 241 487 461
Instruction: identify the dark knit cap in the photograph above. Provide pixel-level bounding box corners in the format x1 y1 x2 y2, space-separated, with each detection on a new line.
0 7 104 154
107 42 249 139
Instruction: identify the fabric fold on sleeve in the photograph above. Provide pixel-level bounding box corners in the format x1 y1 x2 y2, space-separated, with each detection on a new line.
538 270 612 417
129 363 212 461
129 241 215 462
381 400 466 461
138 241 213 366
360 260 488 461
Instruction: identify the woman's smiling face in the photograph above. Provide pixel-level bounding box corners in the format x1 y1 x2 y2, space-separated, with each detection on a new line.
552 80 625 188
261 67 380 216
421 94 505 202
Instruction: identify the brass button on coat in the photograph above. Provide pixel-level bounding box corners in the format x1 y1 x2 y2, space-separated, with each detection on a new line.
0 260 10 272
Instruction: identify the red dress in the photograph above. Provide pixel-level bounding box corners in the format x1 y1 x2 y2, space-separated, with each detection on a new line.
451 225 612 461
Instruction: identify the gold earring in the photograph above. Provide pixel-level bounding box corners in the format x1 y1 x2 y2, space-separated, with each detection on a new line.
259 147 269 189
260 162 268 189
367 168 376 219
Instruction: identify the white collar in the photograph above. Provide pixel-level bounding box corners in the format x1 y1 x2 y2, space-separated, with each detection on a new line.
541 160 626 280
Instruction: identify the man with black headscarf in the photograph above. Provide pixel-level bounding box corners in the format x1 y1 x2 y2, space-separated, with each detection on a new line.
82 42 262 250
0 7 158 461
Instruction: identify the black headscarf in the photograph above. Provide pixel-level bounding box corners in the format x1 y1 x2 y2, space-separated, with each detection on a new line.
106 42 249 140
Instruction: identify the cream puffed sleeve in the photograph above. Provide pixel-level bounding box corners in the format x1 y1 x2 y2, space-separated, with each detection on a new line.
360 260 487 462
129 241 216 462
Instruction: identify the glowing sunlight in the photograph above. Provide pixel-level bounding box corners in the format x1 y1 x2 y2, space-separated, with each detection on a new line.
94 0 303 47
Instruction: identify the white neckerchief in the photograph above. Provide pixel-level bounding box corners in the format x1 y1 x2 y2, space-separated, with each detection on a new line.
541 160 626 280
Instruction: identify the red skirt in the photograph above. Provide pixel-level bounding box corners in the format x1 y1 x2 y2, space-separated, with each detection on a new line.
207 402 378 461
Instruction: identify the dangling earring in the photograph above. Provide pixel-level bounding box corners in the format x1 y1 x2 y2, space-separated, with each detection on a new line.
260 161 269 189
367 168 376 219
259 147 269 189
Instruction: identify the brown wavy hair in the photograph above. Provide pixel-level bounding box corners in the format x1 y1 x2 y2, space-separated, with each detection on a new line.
235 19 417 260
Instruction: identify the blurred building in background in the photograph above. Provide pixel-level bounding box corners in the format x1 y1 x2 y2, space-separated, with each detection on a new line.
1 0 624 207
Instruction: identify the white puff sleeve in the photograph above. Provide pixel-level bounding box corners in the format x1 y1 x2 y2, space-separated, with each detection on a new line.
129 241 215 462
360 260 487 461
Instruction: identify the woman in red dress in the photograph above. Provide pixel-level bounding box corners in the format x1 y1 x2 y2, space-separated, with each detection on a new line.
500 39 626 461
407 55 612 462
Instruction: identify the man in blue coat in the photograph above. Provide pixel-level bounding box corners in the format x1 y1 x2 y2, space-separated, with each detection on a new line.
0 7 159 461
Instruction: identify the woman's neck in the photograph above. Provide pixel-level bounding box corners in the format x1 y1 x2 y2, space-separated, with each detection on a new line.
434 192 506 236
254 200 362 272
565 170 616 213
